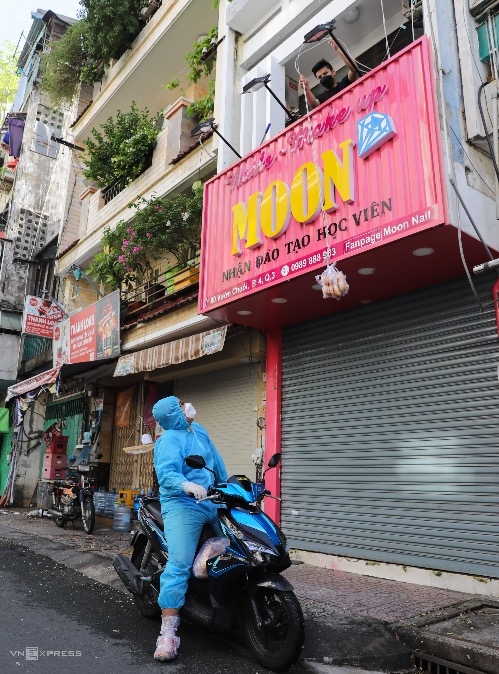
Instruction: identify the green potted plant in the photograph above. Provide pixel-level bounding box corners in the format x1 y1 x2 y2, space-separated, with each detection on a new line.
87 184 203 295
80 0 149 65
39 22 87 105
83 102 160 189
165 26 218 121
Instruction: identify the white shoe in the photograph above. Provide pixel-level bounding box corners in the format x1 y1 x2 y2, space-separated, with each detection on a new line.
154 615 180 661
154 633 180 661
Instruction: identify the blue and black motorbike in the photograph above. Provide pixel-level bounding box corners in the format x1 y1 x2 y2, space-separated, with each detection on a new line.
113 453 304 671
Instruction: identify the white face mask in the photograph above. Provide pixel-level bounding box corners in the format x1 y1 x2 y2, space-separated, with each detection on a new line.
183 402 196 419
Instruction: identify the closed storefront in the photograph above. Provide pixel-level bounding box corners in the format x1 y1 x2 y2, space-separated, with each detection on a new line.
280 277 499 578
175 364 258 479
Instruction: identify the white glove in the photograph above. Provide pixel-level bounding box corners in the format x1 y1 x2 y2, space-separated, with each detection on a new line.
182 481 207 500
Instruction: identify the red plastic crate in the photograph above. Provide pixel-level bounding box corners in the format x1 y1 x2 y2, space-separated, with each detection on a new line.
43 453 67 469
46 437 68 455
42 466 66 480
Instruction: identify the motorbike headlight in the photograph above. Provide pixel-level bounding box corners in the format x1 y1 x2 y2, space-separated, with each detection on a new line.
243 539 279 556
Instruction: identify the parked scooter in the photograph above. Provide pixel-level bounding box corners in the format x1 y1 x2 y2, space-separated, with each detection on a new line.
47 464 96 534
113 453 304 672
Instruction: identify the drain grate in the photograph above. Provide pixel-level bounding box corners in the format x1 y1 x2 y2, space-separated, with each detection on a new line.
414 652 488 674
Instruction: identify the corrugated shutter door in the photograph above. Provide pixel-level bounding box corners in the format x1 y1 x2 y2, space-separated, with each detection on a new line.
281 277 499 577
175 364 258 479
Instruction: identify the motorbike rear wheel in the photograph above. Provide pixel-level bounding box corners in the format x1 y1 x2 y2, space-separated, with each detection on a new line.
244 587 304 672
81 496 95 534
131 540 161 620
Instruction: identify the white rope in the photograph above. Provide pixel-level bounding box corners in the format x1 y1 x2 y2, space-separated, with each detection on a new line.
380 0 390 58
198 134 215 160
294 40 336 264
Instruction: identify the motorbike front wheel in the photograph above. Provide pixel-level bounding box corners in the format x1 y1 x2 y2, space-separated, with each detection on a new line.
130 540 161 620
244 587 304 672
54 516 65 528
81 496 95 534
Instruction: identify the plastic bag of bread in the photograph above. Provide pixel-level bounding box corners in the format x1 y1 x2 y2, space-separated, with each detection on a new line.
192 537 230 578
315 264 349 300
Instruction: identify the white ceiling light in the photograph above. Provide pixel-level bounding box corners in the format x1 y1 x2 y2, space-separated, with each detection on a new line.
312 284 322 290
271 298 287 304
413 247 434 257
237 310 252 315
343 6 360 23
357 267 376 275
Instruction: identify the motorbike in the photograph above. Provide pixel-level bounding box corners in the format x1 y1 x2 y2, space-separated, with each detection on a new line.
47 464 96 534
113 453 304 672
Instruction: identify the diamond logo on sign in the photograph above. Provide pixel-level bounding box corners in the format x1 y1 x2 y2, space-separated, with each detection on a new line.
357 112 396 158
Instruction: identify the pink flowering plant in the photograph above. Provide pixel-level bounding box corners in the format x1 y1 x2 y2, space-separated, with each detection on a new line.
88 183 203 291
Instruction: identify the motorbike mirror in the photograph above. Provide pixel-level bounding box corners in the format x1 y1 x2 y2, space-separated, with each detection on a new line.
94 453 103 460
185 455 206 469
267 453 281 469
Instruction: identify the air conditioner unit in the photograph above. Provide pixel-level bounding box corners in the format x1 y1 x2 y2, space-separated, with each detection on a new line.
402 0 423 21
467 80 499 155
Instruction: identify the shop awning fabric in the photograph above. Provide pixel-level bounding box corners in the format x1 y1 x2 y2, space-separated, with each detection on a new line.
113 326 227 377
5 367 61 401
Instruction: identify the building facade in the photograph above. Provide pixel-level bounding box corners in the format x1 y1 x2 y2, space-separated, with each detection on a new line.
199 0 499 588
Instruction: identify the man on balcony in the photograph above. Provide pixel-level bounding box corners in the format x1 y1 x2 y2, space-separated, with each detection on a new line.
299 36 358 108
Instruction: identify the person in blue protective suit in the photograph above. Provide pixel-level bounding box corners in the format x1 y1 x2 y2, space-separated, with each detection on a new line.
151 396 228 661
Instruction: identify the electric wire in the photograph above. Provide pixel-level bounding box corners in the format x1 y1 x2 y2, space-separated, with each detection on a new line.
423 0 487 308
456 191 485 311
477 81 499 184
198 133 215 160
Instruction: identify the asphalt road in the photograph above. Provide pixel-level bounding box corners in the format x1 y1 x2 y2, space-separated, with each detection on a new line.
0 536 317 674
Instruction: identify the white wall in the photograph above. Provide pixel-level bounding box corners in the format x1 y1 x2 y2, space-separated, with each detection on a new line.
0 334 21 381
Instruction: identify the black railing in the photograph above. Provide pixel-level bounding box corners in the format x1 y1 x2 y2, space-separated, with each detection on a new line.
123 260 200 317
102 180 126 205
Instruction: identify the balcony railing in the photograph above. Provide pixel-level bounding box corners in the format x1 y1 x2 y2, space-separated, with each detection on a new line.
22 336 52 363
123 261 200 318
102 180 127 205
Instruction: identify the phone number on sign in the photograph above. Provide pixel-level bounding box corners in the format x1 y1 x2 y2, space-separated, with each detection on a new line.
283 250 334 276
249 249 332 288
203 249 333 308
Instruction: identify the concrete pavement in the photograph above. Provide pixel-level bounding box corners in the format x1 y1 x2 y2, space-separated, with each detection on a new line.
0 508 497 673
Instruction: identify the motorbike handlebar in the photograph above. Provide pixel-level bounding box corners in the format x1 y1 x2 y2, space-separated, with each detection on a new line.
196 494 218 503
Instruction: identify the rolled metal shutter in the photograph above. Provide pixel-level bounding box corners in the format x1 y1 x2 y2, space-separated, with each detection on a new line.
281 277 499 577
175 364 258 479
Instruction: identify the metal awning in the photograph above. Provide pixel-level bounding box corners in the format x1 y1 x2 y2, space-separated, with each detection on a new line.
5 366 61 401
113 326 227 377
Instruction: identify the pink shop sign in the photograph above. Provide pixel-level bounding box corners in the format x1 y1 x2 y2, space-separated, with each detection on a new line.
199 37 448 312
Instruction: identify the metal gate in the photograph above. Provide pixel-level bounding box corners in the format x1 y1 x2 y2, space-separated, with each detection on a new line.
108 385 156 493
45 396 85 458
281 277 499 577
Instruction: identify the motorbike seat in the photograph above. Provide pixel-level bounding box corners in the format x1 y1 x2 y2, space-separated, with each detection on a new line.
52 480 75 488
145 500 164 528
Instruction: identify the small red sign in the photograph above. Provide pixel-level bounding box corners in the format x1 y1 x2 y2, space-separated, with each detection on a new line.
22 295 65 338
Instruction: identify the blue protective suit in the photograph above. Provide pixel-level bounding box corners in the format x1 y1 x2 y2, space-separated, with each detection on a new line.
152 396 227 609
